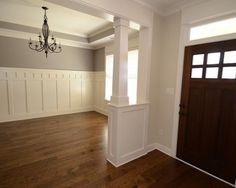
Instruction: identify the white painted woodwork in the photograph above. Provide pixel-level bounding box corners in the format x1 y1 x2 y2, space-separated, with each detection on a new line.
107 103 149 166
47 0 153 27
0 67 107 122
107 17 151 167
110 17 129 106
94 72 108 115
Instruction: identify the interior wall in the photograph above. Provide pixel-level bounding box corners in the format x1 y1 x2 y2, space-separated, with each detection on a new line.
0 36 94 71
148 13 161 145
94 47 105 71
149 12 181 149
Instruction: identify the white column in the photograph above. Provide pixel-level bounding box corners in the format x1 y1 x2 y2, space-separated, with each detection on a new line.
110 17 129 106
107 18 151 167
137 27 153 104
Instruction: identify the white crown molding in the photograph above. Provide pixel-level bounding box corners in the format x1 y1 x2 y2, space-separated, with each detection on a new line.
163 0 207 16
132 0 207 16
0 28 95 49
132 0 163 15
88 23 113 38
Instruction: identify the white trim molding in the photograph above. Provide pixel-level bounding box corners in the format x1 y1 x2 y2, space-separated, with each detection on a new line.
0 28 94 49
176 158 235 187
147 143 234 187
147 143 171 156
0 67 107 123
107 103 149 166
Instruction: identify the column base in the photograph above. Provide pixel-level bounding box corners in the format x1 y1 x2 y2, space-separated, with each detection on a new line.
106 103 149 167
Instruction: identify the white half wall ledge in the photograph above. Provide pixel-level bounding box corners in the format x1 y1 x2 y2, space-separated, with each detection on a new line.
106 103 149 167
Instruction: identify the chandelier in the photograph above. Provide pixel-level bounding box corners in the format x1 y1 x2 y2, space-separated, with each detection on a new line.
28 6 62 58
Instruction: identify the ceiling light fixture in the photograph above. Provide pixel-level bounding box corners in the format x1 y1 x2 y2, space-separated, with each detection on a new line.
28 6 62 58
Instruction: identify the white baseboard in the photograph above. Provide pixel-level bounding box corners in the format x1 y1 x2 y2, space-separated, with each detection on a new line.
107 150 148 167
147 143 234 187
176 158 235 188
94 107 108 116
146 143 158 153
0 107 94 123
0 105 108 124
147 142 171 156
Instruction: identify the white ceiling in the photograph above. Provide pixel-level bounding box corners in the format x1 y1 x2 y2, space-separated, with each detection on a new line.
0 0 203 48
0 0 111 37
134 0 204 15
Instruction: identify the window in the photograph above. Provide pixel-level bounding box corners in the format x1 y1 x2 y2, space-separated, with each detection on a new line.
105 54 114 101
128 50 139 104
190 17 236 41
105 50 139 104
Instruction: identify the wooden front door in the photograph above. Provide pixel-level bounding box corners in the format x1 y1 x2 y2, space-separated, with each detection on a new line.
177 39 236 184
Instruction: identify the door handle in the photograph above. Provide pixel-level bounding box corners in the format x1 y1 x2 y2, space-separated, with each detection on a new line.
179 111 187 116
179 104 185 108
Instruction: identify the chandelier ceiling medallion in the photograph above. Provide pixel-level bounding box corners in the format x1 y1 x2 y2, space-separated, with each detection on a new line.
28 6 62 58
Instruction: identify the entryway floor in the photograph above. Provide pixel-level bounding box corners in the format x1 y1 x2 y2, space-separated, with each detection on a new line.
0 112 231 188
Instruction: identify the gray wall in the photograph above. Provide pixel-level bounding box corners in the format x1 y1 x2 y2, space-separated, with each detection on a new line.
94 47 105 71
0 36 94 71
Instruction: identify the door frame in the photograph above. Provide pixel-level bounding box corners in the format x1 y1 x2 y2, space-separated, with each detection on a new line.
171 16 236 157
171 17 236 187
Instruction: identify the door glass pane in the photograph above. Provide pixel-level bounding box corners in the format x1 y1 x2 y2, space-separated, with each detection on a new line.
222 67 236 79
223 51 236 64
191 68 203 78
206 67 219 78
192 54 204 65
207 52 220 64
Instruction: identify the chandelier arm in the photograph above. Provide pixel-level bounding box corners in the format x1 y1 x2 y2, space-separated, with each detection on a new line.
48 43 62 53
48 49 62 53
36 47 46 52
28 6 62 57
29 44 45 52
48 43 57 51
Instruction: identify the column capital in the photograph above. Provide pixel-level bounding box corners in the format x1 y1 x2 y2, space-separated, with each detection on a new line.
113 17 129 28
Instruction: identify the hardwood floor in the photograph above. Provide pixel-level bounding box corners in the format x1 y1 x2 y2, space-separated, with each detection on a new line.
0 112 232 188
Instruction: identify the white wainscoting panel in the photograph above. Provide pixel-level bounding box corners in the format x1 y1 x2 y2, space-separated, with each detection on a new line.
107 103 149 167
94 72 108 115
0 71 9 116
43 79 57 112
70 74 82 111
82 72 94 109
29 80 43 113
0 67 107 122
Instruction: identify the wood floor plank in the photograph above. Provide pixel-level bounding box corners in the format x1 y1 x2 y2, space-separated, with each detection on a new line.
0 112 232 188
